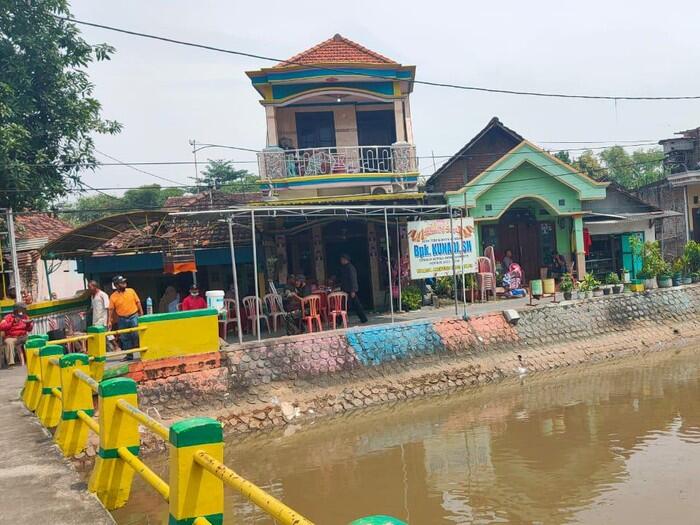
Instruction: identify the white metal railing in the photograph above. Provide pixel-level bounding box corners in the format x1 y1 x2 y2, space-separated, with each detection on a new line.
258 143 417 181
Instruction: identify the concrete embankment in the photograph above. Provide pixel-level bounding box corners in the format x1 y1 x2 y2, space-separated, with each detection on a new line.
0 367 114 523
77 285 700 463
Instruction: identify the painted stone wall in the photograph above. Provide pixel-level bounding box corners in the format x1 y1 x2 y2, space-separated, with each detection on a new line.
134 286 700 428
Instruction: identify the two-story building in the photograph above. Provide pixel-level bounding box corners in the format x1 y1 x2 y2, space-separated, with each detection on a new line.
246 35 422 309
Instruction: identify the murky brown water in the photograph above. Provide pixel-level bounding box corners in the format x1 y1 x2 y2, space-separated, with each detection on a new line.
114 348 700 525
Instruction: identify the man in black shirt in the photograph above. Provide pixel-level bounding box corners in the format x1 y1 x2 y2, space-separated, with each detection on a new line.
339 254 368 323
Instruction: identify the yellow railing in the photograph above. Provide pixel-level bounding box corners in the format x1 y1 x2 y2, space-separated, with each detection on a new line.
21 338 403 525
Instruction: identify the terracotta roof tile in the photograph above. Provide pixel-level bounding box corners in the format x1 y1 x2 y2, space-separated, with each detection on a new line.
14 213 73 241
276 34 397 67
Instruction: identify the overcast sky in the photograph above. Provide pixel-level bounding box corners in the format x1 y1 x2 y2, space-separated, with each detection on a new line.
71 0 700 194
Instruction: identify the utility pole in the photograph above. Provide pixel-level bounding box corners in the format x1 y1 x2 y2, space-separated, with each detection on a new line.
189 139 199 193
6 209 21 298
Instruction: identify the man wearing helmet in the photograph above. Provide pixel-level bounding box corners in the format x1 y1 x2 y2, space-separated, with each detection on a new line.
108 275 143 361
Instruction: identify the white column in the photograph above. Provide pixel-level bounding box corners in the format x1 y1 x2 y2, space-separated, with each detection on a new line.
393 99 406 143
403 97 414 144
265 105 278 147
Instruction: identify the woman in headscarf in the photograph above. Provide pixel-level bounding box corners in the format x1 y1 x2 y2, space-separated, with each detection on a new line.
158 285 180 313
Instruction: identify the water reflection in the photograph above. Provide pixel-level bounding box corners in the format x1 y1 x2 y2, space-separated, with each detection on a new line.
114 349 700 525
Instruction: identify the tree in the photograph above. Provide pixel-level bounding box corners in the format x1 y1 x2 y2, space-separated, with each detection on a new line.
573 150 604 179
60 185 184 224
554 150 572 164
197 159 259 193
0 0 121 209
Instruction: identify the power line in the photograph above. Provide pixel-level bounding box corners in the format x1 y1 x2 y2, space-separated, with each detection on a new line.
56 15 700 102
94 149 185 185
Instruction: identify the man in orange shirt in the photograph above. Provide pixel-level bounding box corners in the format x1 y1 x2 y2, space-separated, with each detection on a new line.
108 275 143 361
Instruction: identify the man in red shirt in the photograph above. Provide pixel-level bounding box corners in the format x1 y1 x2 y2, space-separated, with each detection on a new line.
181 285 207 311
0 303 33 367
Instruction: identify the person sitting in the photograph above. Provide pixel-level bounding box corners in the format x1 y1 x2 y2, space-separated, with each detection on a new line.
282 275 313 335
0 303 33 367
501 249 514 274
181 285 207 311
551 252 568 278
158 285 180 313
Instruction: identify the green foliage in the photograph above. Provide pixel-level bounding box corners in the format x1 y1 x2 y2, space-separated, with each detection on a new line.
555 146 664 189
434 277 453 298
578 273 599 292
401 286 422 311
60 184 184 224
0 0 121 209
559 273 575 292
672 257 687 276
196 159 259 193
605 272 620 285
683 240 700 273
631 238 666 278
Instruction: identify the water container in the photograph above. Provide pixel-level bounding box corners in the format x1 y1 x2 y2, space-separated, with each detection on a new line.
530 279 543 297
206 290 225 312
146 296 153 315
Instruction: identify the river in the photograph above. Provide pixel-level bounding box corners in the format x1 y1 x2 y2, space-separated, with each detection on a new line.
114 347 700 524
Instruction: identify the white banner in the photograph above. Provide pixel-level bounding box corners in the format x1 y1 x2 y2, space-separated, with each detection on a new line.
407 218 477 279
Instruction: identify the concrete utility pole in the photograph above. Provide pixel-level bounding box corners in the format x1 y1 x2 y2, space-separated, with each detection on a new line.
6 208 21 298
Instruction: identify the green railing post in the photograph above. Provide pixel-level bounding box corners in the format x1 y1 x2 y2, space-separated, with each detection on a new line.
35 344 64 428
169 417 224 525
55 353 94 456
88 377 139 510
22 337 46 411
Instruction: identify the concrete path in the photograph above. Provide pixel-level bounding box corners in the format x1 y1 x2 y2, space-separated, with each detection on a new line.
0 366 114 524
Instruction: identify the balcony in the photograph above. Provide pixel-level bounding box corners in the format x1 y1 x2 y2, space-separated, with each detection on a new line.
258 143 418 194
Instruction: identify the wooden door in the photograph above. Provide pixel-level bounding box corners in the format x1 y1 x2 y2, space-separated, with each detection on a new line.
517 223 540 280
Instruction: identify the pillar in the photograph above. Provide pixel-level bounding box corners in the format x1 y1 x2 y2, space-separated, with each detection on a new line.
393 98 406 143
263 235 276 286
55 353 93 456
168 418 224 525
22 337 46 411
573 215 586 279
367 222 383 309
88 378 139 510
87 325 107 381
275 233 288 284
311 224 325 284
36 344 64 428
265 105 278 147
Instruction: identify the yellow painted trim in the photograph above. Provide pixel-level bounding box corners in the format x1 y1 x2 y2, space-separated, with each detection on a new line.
393 81 401 96
261 85 272 102
269 171 419 184
252 192 425 206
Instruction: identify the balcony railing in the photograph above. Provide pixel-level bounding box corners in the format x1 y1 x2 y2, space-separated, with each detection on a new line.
258 143 417 181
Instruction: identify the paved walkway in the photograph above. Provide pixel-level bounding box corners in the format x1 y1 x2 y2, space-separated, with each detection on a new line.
0 367 114 524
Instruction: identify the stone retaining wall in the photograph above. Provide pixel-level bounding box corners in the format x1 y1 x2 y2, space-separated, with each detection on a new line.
131 285 700 441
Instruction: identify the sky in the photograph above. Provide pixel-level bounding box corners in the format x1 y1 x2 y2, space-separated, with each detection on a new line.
70 0 700 194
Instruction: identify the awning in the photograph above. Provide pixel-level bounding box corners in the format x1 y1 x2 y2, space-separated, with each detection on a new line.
583 210 681 224
41 211 169 259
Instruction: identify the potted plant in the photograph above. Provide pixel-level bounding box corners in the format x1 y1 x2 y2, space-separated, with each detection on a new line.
560 273 575 301
657 261 673 288
684 240 700 281
580 273 598 299
681 256 693 285
606 272 622 294
693 271 700 284
672 258 685 286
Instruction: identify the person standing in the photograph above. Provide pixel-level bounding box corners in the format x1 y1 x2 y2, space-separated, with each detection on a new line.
108 275 143 361
88 280 110 327
158 285 180 313
181 285 207 311
0 303 33 367
339 254 367 324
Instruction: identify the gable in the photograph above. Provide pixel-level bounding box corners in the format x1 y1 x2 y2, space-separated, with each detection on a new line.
276 34 397 67
446 141 608 211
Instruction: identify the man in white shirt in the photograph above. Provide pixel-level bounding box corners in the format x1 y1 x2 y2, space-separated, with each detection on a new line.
88 280 110 328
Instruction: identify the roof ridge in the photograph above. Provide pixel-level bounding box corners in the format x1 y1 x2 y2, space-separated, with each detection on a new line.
276 33 397 67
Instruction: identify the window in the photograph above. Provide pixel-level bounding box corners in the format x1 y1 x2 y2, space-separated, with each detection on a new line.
558 199 566 206
485 204 493 211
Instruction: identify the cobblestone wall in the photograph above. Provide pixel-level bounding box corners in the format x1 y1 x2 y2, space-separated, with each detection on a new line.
133 285 700 440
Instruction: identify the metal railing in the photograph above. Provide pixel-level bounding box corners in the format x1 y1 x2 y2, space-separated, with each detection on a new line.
258 143 418 181
20 338 404 524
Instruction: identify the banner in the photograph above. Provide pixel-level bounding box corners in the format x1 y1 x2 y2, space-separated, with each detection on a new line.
407 218 477 279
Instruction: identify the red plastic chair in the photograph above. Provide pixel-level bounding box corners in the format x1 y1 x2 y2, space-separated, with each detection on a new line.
327 291 348 330
300 295 323 333
218 299 239 340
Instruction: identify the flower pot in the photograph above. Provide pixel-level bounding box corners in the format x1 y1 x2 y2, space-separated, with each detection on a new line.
693 275 700 283
563 291 572 301
593 288 604 297
673 273 682 286
682 276 693 285
657 276 672 288
622 271 631 283
585 290 593 299
644 277 658 290
602 286 611 295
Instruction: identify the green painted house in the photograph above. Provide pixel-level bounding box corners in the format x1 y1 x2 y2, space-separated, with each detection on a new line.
438 120 608 279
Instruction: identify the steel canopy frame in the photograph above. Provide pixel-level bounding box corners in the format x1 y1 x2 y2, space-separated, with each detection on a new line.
172 204 468 342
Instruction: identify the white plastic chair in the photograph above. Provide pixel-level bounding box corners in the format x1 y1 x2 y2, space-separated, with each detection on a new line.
242 296 270 336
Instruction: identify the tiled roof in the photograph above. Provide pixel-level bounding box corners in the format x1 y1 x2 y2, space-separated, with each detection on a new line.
276 34 397 67
14 213 72 242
